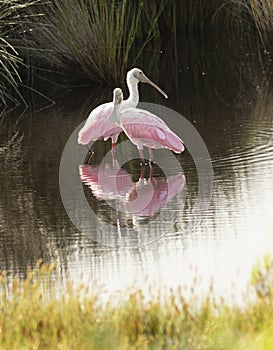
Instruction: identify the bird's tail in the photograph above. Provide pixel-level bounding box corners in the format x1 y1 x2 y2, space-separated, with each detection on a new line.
165 130 185 153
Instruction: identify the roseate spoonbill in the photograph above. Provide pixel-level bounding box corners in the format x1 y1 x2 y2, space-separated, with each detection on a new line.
78 68 168 151
109 88 185 164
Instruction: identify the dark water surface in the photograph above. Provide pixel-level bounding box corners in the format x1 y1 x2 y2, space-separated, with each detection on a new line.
1 34 273 299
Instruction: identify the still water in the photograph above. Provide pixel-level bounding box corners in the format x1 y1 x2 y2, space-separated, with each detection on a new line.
0 34 273 300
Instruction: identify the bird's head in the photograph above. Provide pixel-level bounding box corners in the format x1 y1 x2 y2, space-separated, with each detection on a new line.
109 88 123 124
113 88 123 105
132 68 147 83
127 68 168 99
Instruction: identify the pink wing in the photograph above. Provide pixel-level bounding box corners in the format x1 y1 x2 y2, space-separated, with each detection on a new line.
78 103 122 144
121 109 184 153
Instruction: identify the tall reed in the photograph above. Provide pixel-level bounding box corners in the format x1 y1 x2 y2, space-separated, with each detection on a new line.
161 0 241 35
23 0 272 89
25 0 166 83
0 0 41 106
1 0 272 107
239 0 273 43
161 0 273 42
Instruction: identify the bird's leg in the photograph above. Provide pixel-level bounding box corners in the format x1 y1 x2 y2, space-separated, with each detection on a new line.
84 145 94 164
138 148 145 166
111 145 117 161
148 147 154 166
88 145 93 154
111 135 118 152
140 164 145 179
111 135 118 161
149 164 153 180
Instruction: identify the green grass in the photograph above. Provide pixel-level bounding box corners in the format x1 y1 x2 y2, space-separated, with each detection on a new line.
240 0 273 44
162 0 273 37
0 256 273 349
162 0 239 35
0 0 25 106
25 0 166 83
0 0 42 106
1 0 273 106
19 0 273 86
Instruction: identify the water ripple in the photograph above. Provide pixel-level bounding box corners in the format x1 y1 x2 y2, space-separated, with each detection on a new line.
212 141 273 170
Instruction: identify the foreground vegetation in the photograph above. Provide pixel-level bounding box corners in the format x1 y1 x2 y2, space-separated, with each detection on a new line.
0 256 273 349
1 0 273 106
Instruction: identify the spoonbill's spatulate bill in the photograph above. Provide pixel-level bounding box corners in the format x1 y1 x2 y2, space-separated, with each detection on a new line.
78 68 168 150
109 88 184 164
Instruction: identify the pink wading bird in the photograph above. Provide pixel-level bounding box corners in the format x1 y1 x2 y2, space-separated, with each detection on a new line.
78 68 168 154
109 88 185 164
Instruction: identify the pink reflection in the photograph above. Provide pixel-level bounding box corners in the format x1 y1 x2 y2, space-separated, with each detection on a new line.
79 161 133 200
79 162 185 218
125 173 186 217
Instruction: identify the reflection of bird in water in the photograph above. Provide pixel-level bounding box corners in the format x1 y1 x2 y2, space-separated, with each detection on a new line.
109 88 184 165
79 160 186 219
79 161 133 200
125 168 186 217
78 68 168 154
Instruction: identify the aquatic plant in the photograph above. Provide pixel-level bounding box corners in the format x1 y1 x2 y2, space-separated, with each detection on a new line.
21 0 272 88
239 0 273 43
1 0 272 107
0 257 273 349
25 0 166 84
161 0 238 34
161 0 273 48
0 0 41 106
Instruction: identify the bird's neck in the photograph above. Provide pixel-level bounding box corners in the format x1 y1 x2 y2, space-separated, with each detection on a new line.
126 77 139 106
109 104 121 125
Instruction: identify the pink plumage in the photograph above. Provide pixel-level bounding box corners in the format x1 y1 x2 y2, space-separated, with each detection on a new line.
78 104 122 145
122 119 184 153
109 88 184 162
78 68 168 148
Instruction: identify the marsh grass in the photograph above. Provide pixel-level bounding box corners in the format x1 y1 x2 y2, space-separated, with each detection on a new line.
162 0 240 34
26 0 166 83
18 0 273 92
1 0 273 106
162 0 273 39
239 0 273 43
0 257 273 349
0 1 24 106
0 0 43 106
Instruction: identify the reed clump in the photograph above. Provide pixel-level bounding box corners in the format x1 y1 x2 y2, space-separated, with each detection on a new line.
16 0 273 86
240 0 273 43
24 0 165 83
1 0 273 106
0 0 37 106
162 0 273 39
162 0 239 34
0 256 273 349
